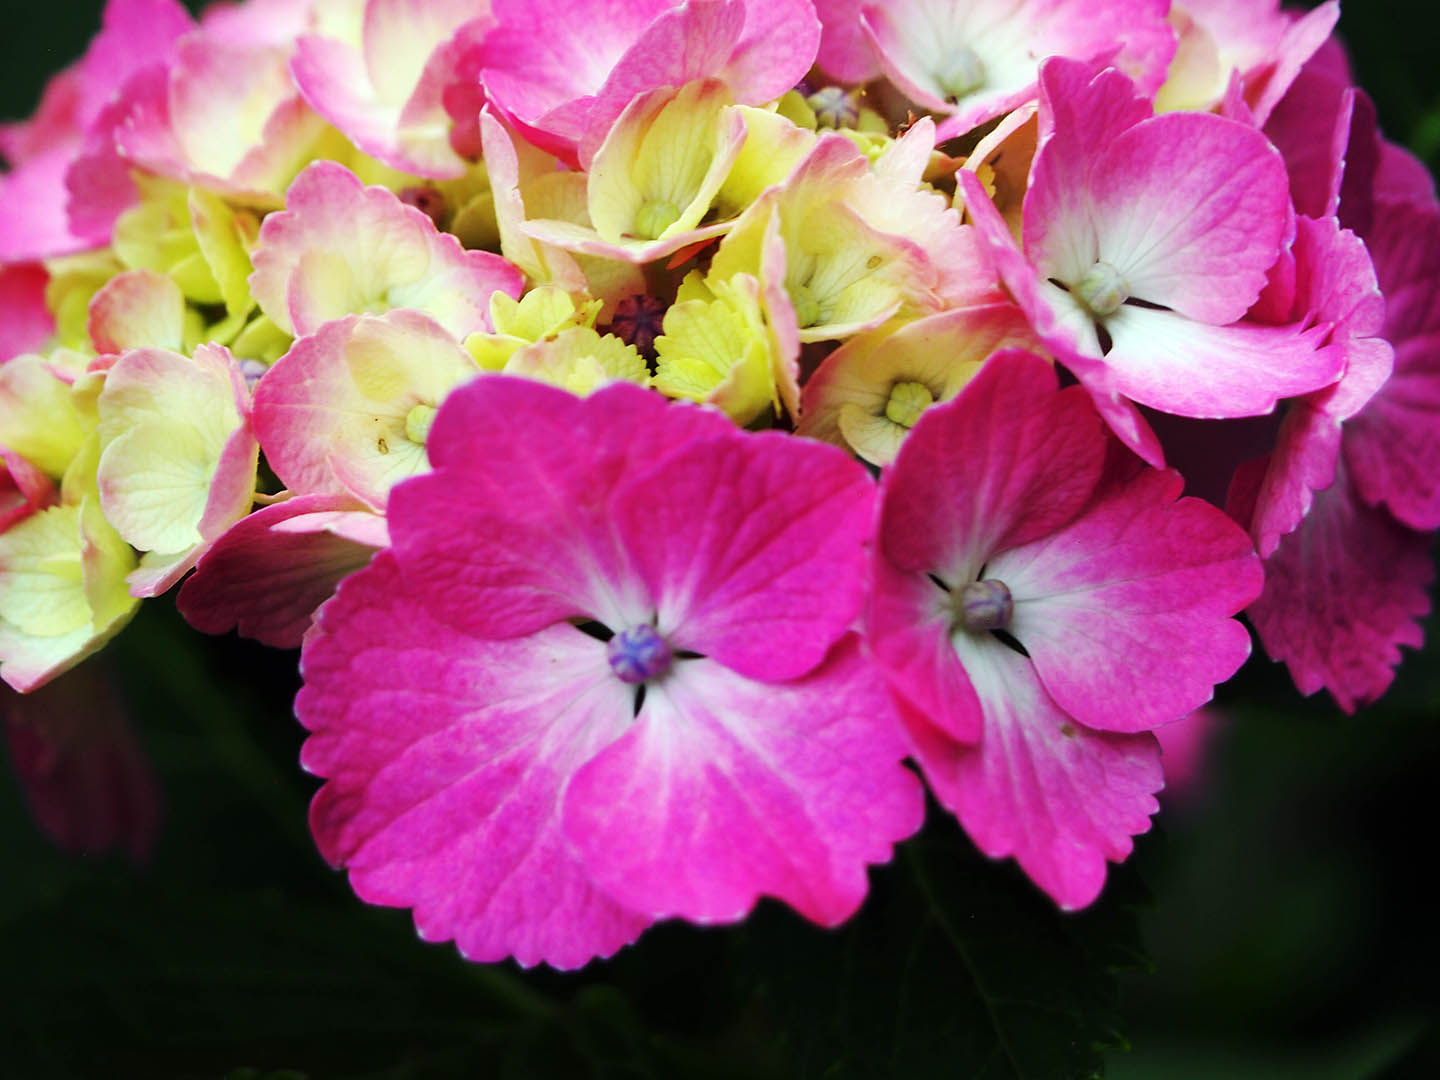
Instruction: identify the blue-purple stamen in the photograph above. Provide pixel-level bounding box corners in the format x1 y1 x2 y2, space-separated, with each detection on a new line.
956 579 1013 632
607 624 673 684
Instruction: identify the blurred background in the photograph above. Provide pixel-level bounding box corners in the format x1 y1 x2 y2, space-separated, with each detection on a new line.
3 3 1439 1077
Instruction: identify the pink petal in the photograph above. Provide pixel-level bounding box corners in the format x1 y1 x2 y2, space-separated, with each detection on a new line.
0 265 54 363
179 494 386 648
1062 112 1290 324
86 269 186 355
1241 216 1391 556
388 377 733 638
863 0 1172 137
1247 464 1433 713
249 160 523 338
609 431 873 682
117 35 328 200
298 552 650 969
1025 59 1153 270
866 548 986 745
1372 139 1438 210
911 634 1163 910
1096 303 1341 419
292 0 491 178
813 0 880 83
876 349 1106 582
990 468 1261 734
1344 199 1440 530
0 146 90 262
1243 0 1338 126
564 638 922 926
3 662 160 861
1263 65 1360 222
253 310 478 509
479 0 680 156
0 448 56 534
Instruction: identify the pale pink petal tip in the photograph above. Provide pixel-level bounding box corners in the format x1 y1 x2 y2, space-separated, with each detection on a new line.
249 161 523 338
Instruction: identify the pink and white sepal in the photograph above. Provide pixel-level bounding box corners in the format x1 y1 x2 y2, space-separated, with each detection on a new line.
959 58 1343 466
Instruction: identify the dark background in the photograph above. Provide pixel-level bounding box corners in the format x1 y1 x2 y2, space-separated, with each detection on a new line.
3 3 1439 1077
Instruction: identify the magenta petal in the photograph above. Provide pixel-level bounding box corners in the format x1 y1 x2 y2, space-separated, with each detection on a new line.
813 0 880 83
298 552 649 969
1264 65 1357 222
1023 59 1153 280
911 635 1163 910
878 350 1106 581
1248 465 1433 713
178 494 386 649
610 431 874 682
1083 113 1290 324
991 468 1262 734
563 638 923 926
0 265 54 363
1344 199 1440 530
1097 303 1340 419
866 551 986 745
1244 216 1392 556
389 378 733 638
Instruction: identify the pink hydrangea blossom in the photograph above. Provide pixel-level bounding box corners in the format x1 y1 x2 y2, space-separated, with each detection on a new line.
297 376 923 967
179 493 387 649
252 310 480 510
116 27 328 202
958 58 1343 465
479 0 820 165
1166 0 1338 123
292 0 493 177
867 350 1261 907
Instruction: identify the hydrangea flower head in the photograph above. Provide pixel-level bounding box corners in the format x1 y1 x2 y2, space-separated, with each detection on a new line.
297 376 923 967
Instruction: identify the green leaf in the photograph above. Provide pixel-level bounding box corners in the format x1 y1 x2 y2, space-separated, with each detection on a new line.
732 808 1148 1079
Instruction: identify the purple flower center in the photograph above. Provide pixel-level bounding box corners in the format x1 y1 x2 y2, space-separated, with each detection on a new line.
607 624 673 684
956 579 1013 632
608 294 667 359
